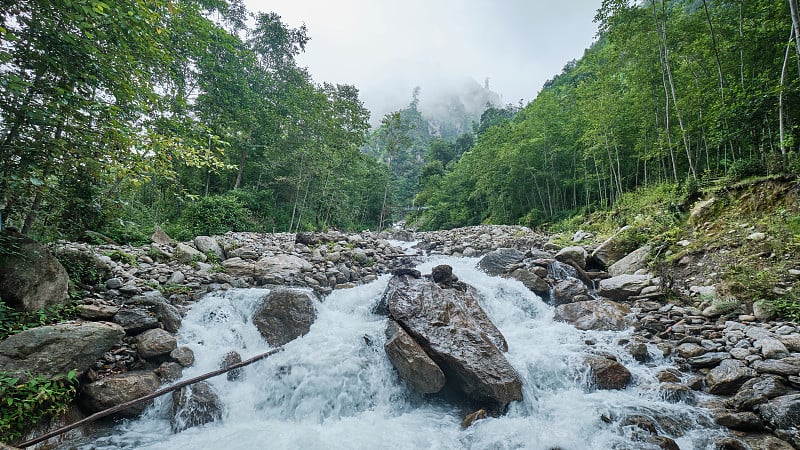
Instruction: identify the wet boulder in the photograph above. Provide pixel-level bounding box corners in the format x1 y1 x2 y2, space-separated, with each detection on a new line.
383 268 521 404
0 230 69 311
252 288 317 347
505 268 550 297
477 248 526 276
0 321 124 379
81 371 161 417
384 320 446 394
550 278 589 306
554 299 631 331
171 382 223 432
585 356 631 390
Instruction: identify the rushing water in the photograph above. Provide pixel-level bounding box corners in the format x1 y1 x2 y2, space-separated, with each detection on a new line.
72 256 727 450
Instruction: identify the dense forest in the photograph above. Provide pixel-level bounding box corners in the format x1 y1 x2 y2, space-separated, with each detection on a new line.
0 0 387 242
412 0 800 229
1 0 799 241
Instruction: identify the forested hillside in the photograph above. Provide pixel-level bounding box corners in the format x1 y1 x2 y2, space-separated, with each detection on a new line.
412 0 800 230
0 0 386 242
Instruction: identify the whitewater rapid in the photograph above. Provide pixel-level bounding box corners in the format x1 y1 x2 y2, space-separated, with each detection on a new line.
73 256 726 450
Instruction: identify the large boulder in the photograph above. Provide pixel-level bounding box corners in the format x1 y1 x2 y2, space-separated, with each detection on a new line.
551 278 589 306
0 230 69 311
591 226 632 267
758 394 800 433
383 270 522 404
222 255 312 279
555 246 587 269
554 299 631 331
505 269 550 297
608 245 652 277
81 371 161 417
597 274 651 301
252 288 317 347
477 248 526 276
194 236 224 260
171 382 223 432
0 321 124 379
705 359 757 395
730 376 791 411
384 320 446 394
174 243 206 264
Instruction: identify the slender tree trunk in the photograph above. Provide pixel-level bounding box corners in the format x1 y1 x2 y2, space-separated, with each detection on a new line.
790 0 800 75
233 147 248 190
702 0 726 103
739 1 746 89
378 156 392 231
779 26 794 170
653 0 679 183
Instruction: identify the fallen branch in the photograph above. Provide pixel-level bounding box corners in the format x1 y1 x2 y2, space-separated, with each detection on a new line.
16 347 284 448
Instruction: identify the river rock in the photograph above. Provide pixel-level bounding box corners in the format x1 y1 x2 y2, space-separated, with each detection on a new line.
730 376 791 411
477 248 526 276
175 243 206 263
153 300 182 333
171 382 223 432
384 320 446 394
0 321 124 379
113 309 159 334
171 347 195 367
77 303 120 320
252 288 317 346
221 351 243 381
750 357 800 376
0 230 69 311
506 268 550 296
150 227 175 245
760 337 789 359
713 410 765 431
591 226 632 267
608 244 651 276
706 359 757 395
555 246 587 269
194 236 224 259
136 328 177 359
586 356 631 390
757 393 800 431
553 299 631 331
384 271 522 404
597 274 651 301
81 371 160 417
551 278 589 306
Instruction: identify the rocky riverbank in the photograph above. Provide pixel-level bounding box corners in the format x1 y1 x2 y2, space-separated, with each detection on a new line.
1 224 799 449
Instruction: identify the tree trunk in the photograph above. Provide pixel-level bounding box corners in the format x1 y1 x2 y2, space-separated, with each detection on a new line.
790 0 800 75
702 0 726 104
779 26 794 170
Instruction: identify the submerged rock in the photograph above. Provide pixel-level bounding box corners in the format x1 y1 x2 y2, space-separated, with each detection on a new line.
477 248 526 276
586 356 631 390
171 382 223 432
383 268 522 404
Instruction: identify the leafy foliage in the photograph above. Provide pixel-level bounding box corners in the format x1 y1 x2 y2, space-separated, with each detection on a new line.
0 370 78 443
0 299 78 340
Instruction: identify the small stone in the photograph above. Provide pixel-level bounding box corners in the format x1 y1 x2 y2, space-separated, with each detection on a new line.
137 328 177 359
105 278 123 289
170 347 195 367
746 232 766 241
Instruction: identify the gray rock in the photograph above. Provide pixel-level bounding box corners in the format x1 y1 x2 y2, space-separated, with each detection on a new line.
758 393 800 430
221 351 243 381
76 304 120 320
150 228 175 245
778 334 800 352
741 435 796 450
168 271 186 285
113 309 159 334
153 301 182 333
555 246 587 269
597 274 651 301
194 236 224 259
760 337 789 359
751 358 800 376
477 248 526 276
171 382 223 432
175 243 206 264
155 361 183 381
553 299 631 331
659 383 694 403
171 347 195 367
252 288 317 347
608 245 652 276
713 410 765 431
730 376 791 411
506 269 550 296
591 226 631 267
384 271 521 404
81 371 160 417
136 328 177 359
706 359 757 395
585 356 631 390
688 352 729 369
551 278 589 306
384 320 446 394
0 321 124 379
105 277 123 289
0 230 69 311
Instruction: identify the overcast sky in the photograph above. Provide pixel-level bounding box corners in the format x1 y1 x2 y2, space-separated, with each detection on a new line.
241 0 602 121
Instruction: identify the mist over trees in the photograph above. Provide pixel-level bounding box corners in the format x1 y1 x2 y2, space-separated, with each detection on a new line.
412 0 800 230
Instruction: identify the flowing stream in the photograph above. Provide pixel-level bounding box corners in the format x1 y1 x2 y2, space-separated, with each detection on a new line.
73 255 727 450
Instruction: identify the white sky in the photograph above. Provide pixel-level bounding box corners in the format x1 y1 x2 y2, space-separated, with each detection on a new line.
241 0 602 121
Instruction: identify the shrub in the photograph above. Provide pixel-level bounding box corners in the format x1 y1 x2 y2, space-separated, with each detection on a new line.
0 299 79 340
0 370 79 443
178 194 260 237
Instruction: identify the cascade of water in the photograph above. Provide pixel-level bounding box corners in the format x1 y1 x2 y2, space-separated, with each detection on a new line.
70 256 726 450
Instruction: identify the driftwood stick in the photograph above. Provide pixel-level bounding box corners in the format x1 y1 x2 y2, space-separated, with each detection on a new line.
16 347 284 448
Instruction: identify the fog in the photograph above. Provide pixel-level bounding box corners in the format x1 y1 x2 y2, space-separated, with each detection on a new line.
241 0 602 123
